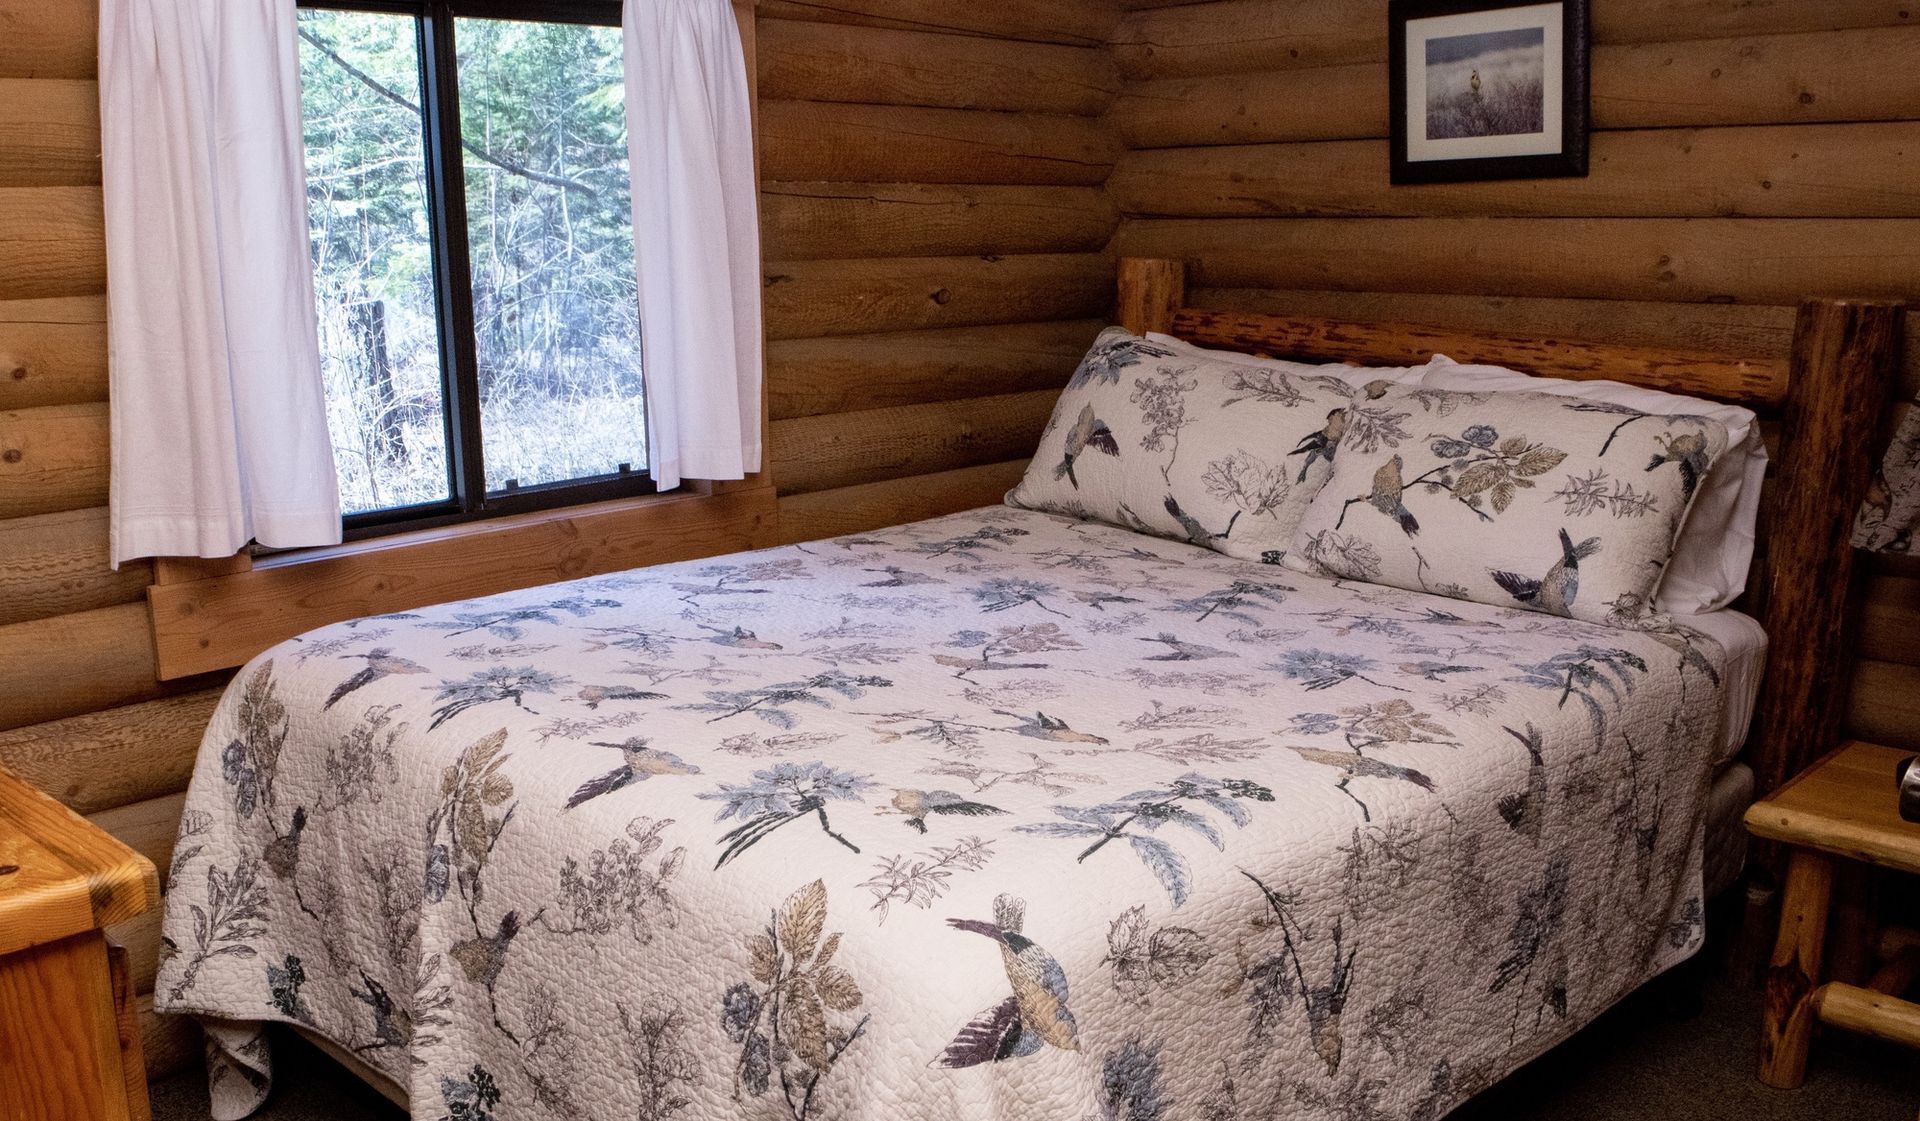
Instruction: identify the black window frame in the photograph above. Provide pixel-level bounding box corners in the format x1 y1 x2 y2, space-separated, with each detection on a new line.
299 0 655 542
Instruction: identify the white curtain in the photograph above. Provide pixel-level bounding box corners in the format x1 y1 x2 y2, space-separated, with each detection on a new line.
624 0 764 490
100 0 340 567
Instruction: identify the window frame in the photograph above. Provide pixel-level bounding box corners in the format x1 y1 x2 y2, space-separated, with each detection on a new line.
299 0 655 542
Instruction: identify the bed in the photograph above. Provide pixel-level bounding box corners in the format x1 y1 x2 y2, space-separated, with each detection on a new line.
154 259 1896 1120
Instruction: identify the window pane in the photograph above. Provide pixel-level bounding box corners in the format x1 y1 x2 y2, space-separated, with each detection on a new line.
454 17 646 494
298 9 454 516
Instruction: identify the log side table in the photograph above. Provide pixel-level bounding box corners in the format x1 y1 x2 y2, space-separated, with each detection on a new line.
1745 740 1920 1089
0 764 160 1121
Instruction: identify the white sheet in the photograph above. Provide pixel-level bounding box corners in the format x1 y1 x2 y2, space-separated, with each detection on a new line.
1679 608 1768 764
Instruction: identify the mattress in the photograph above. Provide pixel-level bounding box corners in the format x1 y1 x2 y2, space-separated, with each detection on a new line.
1677 608 1767 766
156 506 1734 1121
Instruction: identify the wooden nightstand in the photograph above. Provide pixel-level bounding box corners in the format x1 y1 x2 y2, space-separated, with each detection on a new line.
1745 740 1920 1089
0 765 160 1121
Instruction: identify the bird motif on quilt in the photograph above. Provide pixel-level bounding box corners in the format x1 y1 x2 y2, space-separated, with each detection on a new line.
1646 431 1712 500
565 738 701 810
1366 455 1420 537
882 788 1008 834
935 894 1079 1067
324 648 429 709
1289 408 1347 482
1053 404 1120 490
1491 528 1601 617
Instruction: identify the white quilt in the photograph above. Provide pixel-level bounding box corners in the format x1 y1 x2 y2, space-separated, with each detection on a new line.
156 506 1728 1121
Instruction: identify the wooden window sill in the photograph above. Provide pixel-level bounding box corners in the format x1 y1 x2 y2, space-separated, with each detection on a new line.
145 482 779 681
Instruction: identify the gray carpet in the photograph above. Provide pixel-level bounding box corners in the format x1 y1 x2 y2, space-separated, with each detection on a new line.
150 965 1915 1120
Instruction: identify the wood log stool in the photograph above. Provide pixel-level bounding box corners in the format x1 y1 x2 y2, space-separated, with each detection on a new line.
0 764 160 1121
1745 741 1920 1088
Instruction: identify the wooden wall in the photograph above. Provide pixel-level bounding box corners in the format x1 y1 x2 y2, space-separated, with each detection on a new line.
0 0 1122 1082
757 0 1121 540
0 0 219 1079
1104 0 1920 751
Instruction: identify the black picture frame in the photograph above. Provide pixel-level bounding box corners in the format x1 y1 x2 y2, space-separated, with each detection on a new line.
1389 0 1589 185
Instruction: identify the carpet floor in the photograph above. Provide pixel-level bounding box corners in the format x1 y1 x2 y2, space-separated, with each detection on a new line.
147 968 1916 1121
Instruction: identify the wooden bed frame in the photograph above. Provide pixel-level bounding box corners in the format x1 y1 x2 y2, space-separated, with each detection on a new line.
1115 255 1903 800
290 258 1903 1109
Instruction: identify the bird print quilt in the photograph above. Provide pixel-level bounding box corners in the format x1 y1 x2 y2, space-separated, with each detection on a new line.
155 505 1729 1121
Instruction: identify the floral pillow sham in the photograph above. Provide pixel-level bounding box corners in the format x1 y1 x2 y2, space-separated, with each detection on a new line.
1006 326 1366 564
1282 383 1731 626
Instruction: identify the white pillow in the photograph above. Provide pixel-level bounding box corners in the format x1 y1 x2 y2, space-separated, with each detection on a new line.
1419 355 1766 614
1144 331 1428 393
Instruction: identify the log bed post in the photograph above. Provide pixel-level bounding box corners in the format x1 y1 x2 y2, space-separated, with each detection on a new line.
1117 257 1184 336
1749 299 1903 798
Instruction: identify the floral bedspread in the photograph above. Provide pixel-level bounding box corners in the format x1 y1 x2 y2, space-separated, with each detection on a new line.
157 505 1728 1121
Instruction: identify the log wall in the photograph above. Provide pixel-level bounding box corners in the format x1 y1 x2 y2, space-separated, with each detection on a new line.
1105 0 1920 753
0 0 1122 1081
758 7 1121 541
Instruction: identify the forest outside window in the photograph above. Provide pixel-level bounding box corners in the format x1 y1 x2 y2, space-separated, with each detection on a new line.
298 0 651 534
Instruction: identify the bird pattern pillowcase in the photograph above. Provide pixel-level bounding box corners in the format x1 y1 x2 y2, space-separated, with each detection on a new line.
1282 384 1731 627
1006 326 1364 564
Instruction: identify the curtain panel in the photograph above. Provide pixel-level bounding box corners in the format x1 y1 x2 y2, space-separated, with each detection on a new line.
624 0 764 491
100 0 342 567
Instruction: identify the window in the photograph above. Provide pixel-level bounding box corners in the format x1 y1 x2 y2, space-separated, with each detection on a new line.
297 0 650 534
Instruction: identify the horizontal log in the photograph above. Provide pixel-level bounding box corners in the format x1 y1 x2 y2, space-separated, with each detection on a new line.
0 0 96 79
758 19 1117 115
761 183 1117 260
149 487 780 679
1167 306 1786 408
1110 123 1920 220
107 905 161 996
759 102 1118 185
763 252 1112 339
138 994 199 1081
755 0 1116 47
0 294 107 409
1112 0 1918 81
1597 25 1920 131
1860 574 1920 666
769 319 1100 419
0 603 168 732
0 507 150 628
0 186 104 301
1111 0 1381 80
0 400 108 519
778 458 1031 543
1847 659 1920 752
89 792 189 889
1114 26 1920 148
0 689 222 816
771 390 1058 495
107 904 162 997
1189 288 1920 399
0 79 98 187
1111 218 1920 306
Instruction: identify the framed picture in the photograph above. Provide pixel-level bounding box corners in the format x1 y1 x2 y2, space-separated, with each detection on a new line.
1389 0 1588 184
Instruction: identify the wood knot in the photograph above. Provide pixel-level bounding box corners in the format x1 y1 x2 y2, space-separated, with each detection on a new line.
1 449 20 464
929 287 951 305
0 864 18 876
7 365 24 381
1798 90 1816 105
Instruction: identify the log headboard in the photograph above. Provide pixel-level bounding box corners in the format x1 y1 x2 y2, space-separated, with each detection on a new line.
1114 256 1904 796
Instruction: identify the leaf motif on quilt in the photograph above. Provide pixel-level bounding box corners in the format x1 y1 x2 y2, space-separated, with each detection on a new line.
724 880 868 1114
1017 774 1272 908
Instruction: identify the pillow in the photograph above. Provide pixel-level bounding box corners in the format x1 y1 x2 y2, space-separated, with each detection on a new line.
1420 355 1766 614
1007 326 1362 564
1143 331 1428 394
1283 383 1731 626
